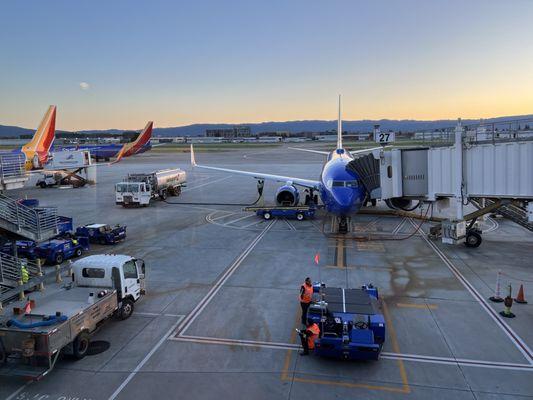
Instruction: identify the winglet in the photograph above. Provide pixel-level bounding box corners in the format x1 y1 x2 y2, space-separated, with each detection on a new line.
190 144 197 166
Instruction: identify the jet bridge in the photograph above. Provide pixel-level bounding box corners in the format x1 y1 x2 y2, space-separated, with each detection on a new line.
348 119 533 246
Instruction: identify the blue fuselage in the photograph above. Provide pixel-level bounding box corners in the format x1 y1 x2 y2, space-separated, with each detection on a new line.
52 143 151 159
318 149 365 216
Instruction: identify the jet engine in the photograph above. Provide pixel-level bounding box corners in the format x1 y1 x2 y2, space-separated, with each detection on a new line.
276 185 299 206
385 198 419 211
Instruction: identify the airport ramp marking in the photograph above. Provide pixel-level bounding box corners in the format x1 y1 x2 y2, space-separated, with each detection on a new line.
168 334 533 372
173 219 275 336
409 219 533 365
396 302 438 310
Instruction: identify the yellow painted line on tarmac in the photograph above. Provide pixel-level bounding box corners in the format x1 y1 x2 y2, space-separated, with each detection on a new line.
280 301 411 394
397 303 438 310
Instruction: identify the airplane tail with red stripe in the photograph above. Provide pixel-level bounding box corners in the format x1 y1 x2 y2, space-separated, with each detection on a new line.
21 105 56 169
113 121 153 163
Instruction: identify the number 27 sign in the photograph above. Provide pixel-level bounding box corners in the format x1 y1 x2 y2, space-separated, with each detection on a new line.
375 131 395 144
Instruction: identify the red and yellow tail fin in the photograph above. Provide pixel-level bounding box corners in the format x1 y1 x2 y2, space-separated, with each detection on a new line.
21 105 56 169
113 121 153 163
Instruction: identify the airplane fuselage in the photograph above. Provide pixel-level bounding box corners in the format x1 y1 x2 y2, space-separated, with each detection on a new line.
318 148 365 216
53 142 152 159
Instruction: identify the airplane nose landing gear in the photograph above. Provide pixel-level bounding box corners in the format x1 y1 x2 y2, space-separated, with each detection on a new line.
337 216 350 234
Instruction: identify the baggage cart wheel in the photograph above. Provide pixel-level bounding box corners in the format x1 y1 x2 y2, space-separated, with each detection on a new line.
118 298 134 320
263 212 271 220
465 230 482 248
296 212 304 221
73 331 90 360
55 253 64 265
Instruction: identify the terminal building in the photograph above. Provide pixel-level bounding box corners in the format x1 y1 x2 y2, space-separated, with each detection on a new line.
206 126 251 138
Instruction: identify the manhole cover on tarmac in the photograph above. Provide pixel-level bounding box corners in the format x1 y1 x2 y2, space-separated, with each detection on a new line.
86 340 110 356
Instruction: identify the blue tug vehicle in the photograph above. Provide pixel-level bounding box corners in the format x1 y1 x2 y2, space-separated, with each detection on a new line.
306 283 386 360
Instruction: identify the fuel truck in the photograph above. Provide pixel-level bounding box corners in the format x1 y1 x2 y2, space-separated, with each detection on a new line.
115 168 187 207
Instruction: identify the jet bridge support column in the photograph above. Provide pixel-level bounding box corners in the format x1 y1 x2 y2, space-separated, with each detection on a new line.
454 119 464 221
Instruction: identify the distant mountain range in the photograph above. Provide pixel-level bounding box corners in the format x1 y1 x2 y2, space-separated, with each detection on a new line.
1 114 532 138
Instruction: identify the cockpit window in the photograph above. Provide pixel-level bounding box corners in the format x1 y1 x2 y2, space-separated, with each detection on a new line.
331 180 359 188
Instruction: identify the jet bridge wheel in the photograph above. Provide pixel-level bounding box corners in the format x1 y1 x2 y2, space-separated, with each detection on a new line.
465 230 482 248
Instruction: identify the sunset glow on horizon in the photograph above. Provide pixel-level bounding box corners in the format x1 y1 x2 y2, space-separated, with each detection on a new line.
1 0 532 131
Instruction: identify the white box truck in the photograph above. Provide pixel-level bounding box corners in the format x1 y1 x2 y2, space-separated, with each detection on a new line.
0 254 145 380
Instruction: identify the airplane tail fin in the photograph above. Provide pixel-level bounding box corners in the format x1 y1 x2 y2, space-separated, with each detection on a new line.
21 105 56 167
337 94 343 150
113 121 153 163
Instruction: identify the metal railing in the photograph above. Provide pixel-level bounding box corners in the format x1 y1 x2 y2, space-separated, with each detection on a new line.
0 194 59 240
0 153 26 180
0 251 39 287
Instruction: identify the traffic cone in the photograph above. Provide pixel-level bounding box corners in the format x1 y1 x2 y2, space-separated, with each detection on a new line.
499 284 516 318
515 284 528 304
489 270 504 302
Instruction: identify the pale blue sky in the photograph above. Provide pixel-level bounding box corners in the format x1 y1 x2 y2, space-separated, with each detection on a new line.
1 0 532 130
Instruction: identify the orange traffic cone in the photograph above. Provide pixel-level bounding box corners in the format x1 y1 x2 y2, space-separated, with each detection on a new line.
515 284 528 304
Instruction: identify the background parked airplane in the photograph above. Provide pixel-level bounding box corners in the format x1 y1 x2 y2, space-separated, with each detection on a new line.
54 121 154 162
0 105 57 171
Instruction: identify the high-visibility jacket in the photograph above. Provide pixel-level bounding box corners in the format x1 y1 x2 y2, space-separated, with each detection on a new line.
300 283 313 303
21 265 29 283
307 323 320 350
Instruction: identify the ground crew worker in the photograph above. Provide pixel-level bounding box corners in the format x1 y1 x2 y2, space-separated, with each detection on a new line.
297 320 320 355
21 263 29 284
299 277 313 325
72 237 78 246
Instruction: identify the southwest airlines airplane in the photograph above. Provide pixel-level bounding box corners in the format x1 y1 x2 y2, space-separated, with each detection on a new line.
0 105 57 171
54 121 154 162
190 97 381 230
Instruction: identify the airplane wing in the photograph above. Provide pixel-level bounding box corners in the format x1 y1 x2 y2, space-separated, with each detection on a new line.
289 146 385 156
190 145 320 189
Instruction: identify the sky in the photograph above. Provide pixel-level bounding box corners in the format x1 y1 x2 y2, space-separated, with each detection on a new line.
1 0 532 131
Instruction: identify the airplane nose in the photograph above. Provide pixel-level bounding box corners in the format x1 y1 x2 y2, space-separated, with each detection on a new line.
332 189 356 213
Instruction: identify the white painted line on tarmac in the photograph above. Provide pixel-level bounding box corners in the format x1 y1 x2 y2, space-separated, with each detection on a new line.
174 220 275 336
169 334 533 372
240 219 266 229
223 213 256 226
409 219 533 365
108 315 185 400
182 176 231 192
5 383 31 400
210 212 237 221
284 218 297 231
135 312 185 318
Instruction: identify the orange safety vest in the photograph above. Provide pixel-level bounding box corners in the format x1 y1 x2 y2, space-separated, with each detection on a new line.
300 283 313 303
307 323 320 350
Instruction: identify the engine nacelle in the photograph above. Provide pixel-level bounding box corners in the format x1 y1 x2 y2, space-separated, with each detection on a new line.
385 198 417 211
276 185 299 206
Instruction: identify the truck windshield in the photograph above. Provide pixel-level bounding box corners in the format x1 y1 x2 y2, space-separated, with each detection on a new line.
116 183 139 193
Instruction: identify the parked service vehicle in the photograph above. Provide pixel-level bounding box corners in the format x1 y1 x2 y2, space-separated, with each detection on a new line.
0 254 146 380
76 223 127 245
35 237 89 265
244 205 316 221
115 168 186 207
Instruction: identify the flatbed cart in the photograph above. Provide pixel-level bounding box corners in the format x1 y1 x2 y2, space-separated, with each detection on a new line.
305 282 386 361
243 205 316 221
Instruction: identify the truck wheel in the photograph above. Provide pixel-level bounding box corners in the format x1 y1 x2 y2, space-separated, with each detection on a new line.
55 253 64 264
465 231 482 248
39 181 47 189
74 248 83 257
118 298 134 320
160 190 167 200
73 332 90 360
263 212 271 220
296 212 305 221
371 199 377 206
